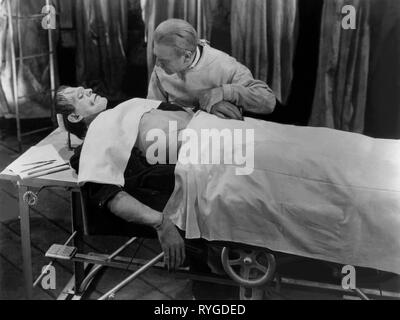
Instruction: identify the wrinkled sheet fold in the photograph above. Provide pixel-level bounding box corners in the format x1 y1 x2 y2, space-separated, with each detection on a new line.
165 112 400 274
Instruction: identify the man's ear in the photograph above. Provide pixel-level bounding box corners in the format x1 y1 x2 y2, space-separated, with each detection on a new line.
184 50 193 62
67 113 83 123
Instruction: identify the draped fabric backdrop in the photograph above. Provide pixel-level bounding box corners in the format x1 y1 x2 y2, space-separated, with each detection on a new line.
309 0 370 133
75 0 128 99
142 0 181 79
230 0 298 104
365 0 400 139
0 0 59 119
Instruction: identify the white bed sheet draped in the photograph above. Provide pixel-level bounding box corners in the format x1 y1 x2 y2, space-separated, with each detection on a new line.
78 98 162 186
164 112 400 274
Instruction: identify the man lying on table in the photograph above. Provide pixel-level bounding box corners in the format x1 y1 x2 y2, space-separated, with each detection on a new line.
56 86 196 271
55 84 400 281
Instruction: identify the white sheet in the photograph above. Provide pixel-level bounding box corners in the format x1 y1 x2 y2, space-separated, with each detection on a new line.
164 112 400 275
6 144 67 179
78 98 162 186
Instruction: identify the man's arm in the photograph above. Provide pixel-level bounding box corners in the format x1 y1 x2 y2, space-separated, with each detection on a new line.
200 62 276 115
147 69 168 102
73 147 184 270
108 191 185 271
223 62 277 114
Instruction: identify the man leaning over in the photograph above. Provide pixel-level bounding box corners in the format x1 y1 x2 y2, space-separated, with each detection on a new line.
148 19 276 120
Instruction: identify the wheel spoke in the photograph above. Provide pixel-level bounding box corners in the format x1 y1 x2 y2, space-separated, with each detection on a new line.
241 265 251 280
228 258 243 266
253 262 268 274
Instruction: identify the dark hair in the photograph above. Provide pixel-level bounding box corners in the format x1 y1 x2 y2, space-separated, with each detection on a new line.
55 85 75 115
55 86 88 140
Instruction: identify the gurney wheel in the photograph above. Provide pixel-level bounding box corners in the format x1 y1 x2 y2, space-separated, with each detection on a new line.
221 247 276 288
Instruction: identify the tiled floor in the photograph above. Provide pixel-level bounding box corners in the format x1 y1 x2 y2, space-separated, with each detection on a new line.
1 126 400 300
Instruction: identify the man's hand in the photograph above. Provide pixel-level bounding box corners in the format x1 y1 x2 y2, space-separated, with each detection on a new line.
210 101 243 121
106 192 185 271
199 87 224 113
156 217 186 271
199 87 243 120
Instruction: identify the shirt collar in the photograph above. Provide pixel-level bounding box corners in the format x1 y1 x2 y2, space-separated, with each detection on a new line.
188 46 201 69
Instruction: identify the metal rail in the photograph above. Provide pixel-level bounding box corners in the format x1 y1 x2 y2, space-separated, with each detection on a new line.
68 252 400 300
98 253 165 300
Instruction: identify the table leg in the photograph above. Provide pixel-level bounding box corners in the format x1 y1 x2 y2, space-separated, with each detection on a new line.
18 185 33 300
71 191 85 294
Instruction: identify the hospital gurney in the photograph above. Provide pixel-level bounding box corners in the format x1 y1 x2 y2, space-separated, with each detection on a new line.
36 111 400 300
42 207 396 300
52 186 280 300
36 174 399 301
5 123 396 300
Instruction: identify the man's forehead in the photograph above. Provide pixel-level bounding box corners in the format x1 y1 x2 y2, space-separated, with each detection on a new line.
63 87 83 95
154 43 177 59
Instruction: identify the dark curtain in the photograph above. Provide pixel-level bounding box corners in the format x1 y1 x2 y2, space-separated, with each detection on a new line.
285 0 323 126
122 0 148 98
230 0 298 104
309 0 370 133
142 0 181 79
75 0 128 100
364 0 400 139
57 0 76 86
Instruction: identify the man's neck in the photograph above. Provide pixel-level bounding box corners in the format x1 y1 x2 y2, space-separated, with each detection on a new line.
84 109 104 126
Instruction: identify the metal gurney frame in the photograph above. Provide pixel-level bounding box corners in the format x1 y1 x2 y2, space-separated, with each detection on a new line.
39 190 400 301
